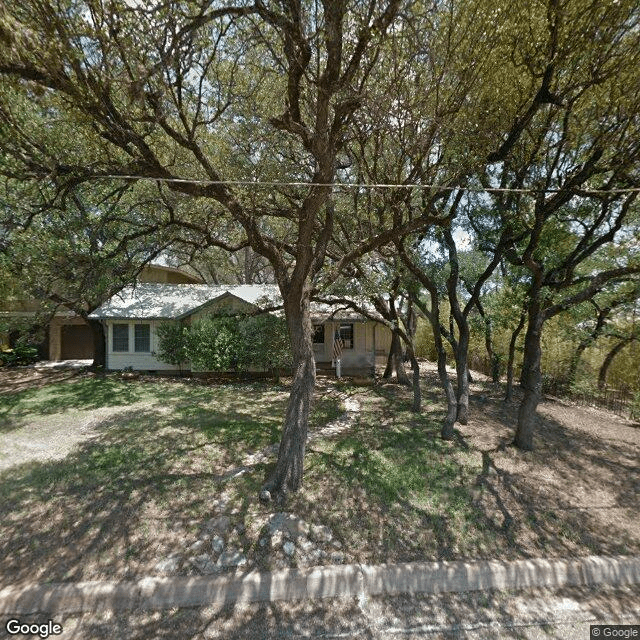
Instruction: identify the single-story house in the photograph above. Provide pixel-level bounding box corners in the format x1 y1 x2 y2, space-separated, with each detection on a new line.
1 264 203 361
88 284 392 375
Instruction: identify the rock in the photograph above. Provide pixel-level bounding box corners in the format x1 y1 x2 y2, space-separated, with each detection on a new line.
306 548 327 564
331 539 343 549
188 539 206 553
190 554 218 575
271 530 284 547
154 556 181 576
211 536 225 555
329 551 345 564
268 513 309 538
205 515 232 535
297 536 315 553
217 549 247 568
259 489 272 504
212 498 229 511
309 524 333 543
282 541 296 557
258 537 268 548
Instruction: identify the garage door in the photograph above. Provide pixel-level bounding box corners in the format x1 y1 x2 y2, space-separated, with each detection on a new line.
60 324 94 360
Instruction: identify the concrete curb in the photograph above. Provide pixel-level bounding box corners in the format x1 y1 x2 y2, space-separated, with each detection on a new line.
1 555 639 615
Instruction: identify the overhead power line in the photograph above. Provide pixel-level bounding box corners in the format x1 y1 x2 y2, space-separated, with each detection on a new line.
75 174 640 196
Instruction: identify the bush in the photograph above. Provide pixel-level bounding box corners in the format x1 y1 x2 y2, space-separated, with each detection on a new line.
156 313 292 376
0 342 39 366
414 318 438 360
155 321 189 369
187 315 242 372
238 314 292 376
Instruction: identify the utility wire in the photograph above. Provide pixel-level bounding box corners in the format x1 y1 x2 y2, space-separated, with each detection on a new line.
82 174 640 196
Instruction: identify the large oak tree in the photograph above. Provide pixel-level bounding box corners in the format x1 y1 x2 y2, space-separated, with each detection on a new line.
0 0 422 499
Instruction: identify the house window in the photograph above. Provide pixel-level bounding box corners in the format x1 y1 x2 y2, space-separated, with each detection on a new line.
134 324 151 352
339 323 353 349
112 324 129 352
312 324 325 344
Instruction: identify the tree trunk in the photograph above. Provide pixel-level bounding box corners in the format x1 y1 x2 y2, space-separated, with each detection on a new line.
477 300 499 382
442 319 470 423
505 310 526 402
262 291 315 499
383 329 410 384
514 303 544 451
597 337 633 390
483 316 495 380
87 318 106 368
404 300 418 363
454 325 470 424
568 305 610 387
415 293 456 439
407 346 421 413
567 341 588 388
443 227 470 425
392 331 410 384
438 338 457 439
382 341 394 378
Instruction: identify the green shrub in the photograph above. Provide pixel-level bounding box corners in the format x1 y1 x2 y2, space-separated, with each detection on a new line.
414 317 438 360
238 314 292 376
187 315 241 372
155 321 189 369
0 342 39 366
156 313 292 376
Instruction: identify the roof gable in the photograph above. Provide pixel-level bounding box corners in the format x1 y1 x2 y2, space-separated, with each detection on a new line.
89 284 280 320
88 283 384 322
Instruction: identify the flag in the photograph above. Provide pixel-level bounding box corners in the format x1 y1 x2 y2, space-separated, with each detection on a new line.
332 331 344 362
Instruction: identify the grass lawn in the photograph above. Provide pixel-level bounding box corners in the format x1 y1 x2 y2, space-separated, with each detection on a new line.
0 367 638 586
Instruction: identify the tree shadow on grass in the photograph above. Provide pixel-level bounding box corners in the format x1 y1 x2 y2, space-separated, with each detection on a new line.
0 376 146 432
286 376 640 567
0 374 302 434
0 402 278 585
0 380 344 585
292 405 485 564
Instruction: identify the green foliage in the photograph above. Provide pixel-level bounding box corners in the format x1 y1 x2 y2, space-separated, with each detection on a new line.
0 341 39 366
156 313 292 374
237 314 292 373
1 180 171 327
186 316 241 372
414 317 438 360
155 322 189 368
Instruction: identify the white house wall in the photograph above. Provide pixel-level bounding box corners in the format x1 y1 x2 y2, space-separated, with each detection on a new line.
314 320 392 369
105 320 181 371
105 317 393 373
105 297 262 372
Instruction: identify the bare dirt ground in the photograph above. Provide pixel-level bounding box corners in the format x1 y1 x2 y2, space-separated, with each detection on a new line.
447 370 640 560
0 364 84 394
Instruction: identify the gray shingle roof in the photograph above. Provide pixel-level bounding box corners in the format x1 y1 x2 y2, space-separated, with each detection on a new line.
89 283 385 323
89 284 281 320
